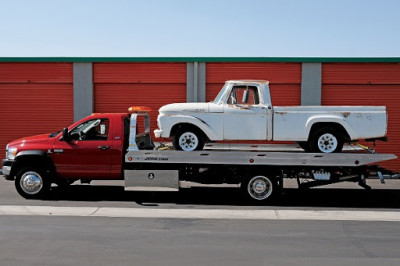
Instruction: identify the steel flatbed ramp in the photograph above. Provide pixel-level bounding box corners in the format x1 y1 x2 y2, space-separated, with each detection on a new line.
125 150 397 167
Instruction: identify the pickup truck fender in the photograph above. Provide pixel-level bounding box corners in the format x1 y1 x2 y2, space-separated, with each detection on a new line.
158 114 222 140
305 115 356 140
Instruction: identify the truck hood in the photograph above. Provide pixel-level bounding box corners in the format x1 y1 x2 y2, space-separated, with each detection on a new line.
7 133 55 148
159 102 223 114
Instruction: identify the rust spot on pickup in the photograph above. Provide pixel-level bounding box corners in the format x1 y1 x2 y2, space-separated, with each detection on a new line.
234 105 250 110
342 112 350 118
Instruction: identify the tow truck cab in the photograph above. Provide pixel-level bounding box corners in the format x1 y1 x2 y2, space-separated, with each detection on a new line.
2 107 153 192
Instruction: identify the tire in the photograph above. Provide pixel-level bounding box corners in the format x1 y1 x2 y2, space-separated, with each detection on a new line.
172 128 205 151
308 127 344 153
15 168 51 199
241 175 277 203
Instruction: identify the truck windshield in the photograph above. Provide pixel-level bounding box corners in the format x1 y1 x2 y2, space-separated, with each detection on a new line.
213 83 228 104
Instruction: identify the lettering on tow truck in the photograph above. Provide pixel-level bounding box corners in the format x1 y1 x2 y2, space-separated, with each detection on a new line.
145 157 168 161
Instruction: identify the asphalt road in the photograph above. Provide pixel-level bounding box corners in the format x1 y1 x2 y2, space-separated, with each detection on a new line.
1 176 400 266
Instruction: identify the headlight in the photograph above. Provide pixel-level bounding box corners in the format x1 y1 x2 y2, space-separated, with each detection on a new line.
6 145 17 160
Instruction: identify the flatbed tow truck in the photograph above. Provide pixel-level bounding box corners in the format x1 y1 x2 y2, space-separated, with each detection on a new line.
2 107 399 203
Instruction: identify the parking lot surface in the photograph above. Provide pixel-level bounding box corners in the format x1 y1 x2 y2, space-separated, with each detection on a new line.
1 176 400 265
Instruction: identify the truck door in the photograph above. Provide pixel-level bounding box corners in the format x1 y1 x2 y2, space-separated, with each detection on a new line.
223 86 268 140
51 118 113 179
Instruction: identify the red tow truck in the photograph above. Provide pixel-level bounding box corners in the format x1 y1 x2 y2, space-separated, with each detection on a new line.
2 107 399 202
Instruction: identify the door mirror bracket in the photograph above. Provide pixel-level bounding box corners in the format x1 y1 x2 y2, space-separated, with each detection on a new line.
62 128 70 142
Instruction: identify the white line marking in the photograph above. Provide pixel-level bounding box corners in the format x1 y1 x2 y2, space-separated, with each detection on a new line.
0 205 399 221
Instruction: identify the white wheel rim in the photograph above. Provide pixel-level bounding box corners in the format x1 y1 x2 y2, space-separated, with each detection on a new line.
317 133 338 153
20 171 43 195
179 132 199 151
247 176 273 201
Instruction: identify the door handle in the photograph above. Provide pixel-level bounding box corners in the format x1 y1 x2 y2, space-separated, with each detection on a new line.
98 146 110 150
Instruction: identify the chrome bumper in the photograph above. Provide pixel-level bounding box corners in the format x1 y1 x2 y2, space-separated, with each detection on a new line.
2 159 13 178
2 166 11 176
154 129 163 138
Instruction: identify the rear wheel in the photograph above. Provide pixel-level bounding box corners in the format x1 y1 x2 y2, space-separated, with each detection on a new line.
173 128 205 151
241 175 277 203
15 168 51 199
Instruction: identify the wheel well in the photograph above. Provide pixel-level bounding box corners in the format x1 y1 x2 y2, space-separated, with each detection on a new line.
309 123 350 141
12 155 56 180
170 123 208 140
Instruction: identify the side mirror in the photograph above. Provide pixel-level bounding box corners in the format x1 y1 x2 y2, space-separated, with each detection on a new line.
62 128 70 142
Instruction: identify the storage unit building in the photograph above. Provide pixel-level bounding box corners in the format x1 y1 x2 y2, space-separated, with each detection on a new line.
0 58 399 171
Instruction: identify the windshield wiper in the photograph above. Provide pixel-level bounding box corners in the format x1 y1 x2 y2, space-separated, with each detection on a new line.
49 131 61 138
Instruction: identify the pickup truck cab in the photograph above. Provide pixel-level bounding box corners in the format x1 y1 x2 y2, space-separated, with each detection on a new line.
154 80 388 152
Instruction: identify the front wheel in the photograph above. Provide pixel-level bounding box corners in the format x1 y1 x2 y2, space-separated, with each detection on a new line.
241 175 277 203
309 127 344 153
172 129 205 151
15 168 51 199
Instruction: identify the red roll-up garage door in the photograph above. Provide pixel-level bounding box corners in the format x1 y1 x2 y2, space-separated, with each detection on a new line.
93 63 186 135
322 63 400 171
206 63 302 105
0 63 73 158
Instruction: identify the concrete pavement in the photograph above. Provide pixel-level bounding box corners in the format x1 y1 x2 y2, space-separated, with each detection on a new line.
1 176 400 265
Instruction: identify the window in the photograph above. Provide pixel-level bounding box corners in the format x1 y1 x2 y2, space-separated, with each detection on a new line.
69 119 109 141
227 86 259 105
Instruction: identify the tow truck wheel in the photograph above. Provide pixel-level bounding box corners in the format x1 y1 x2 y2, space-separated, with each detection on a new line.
241 175 277 203
173 129 205 151
15 168 51 199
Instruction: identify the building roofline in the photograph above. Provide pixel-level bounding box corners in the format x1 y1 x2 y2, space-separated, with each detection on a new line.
0 57 399 63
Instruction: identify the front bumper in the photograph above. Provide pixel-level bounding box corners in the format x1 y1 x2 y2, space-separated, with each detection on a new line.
154 129 163 138
2 159 14 180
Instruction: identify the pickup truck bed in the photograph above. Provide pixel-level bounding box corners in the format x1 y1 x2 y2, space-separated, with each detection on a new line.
273 106 387 141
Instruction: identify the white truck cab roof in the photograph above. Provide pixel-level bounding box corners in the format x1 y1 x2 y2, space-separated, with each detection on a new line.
226 80 270 85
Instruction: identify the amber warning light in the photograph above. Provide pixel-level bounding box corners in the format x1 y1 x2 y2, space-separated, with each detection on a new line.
128 106 152 113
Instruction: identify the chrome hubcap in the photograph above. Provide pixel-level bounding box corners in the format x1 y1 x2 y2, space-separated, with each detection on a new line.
317 133 338 153
20 171 43 195
247 176 273 200
179 132 199 151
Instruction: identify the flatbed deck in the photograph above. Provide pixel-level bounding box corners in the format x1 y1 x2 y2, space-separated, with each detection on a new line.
127 143 395 167
123 142 398 199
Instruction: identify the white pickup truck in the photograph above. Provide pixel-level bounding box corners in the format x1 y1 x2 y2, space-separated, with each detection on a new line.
154 80 387 153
